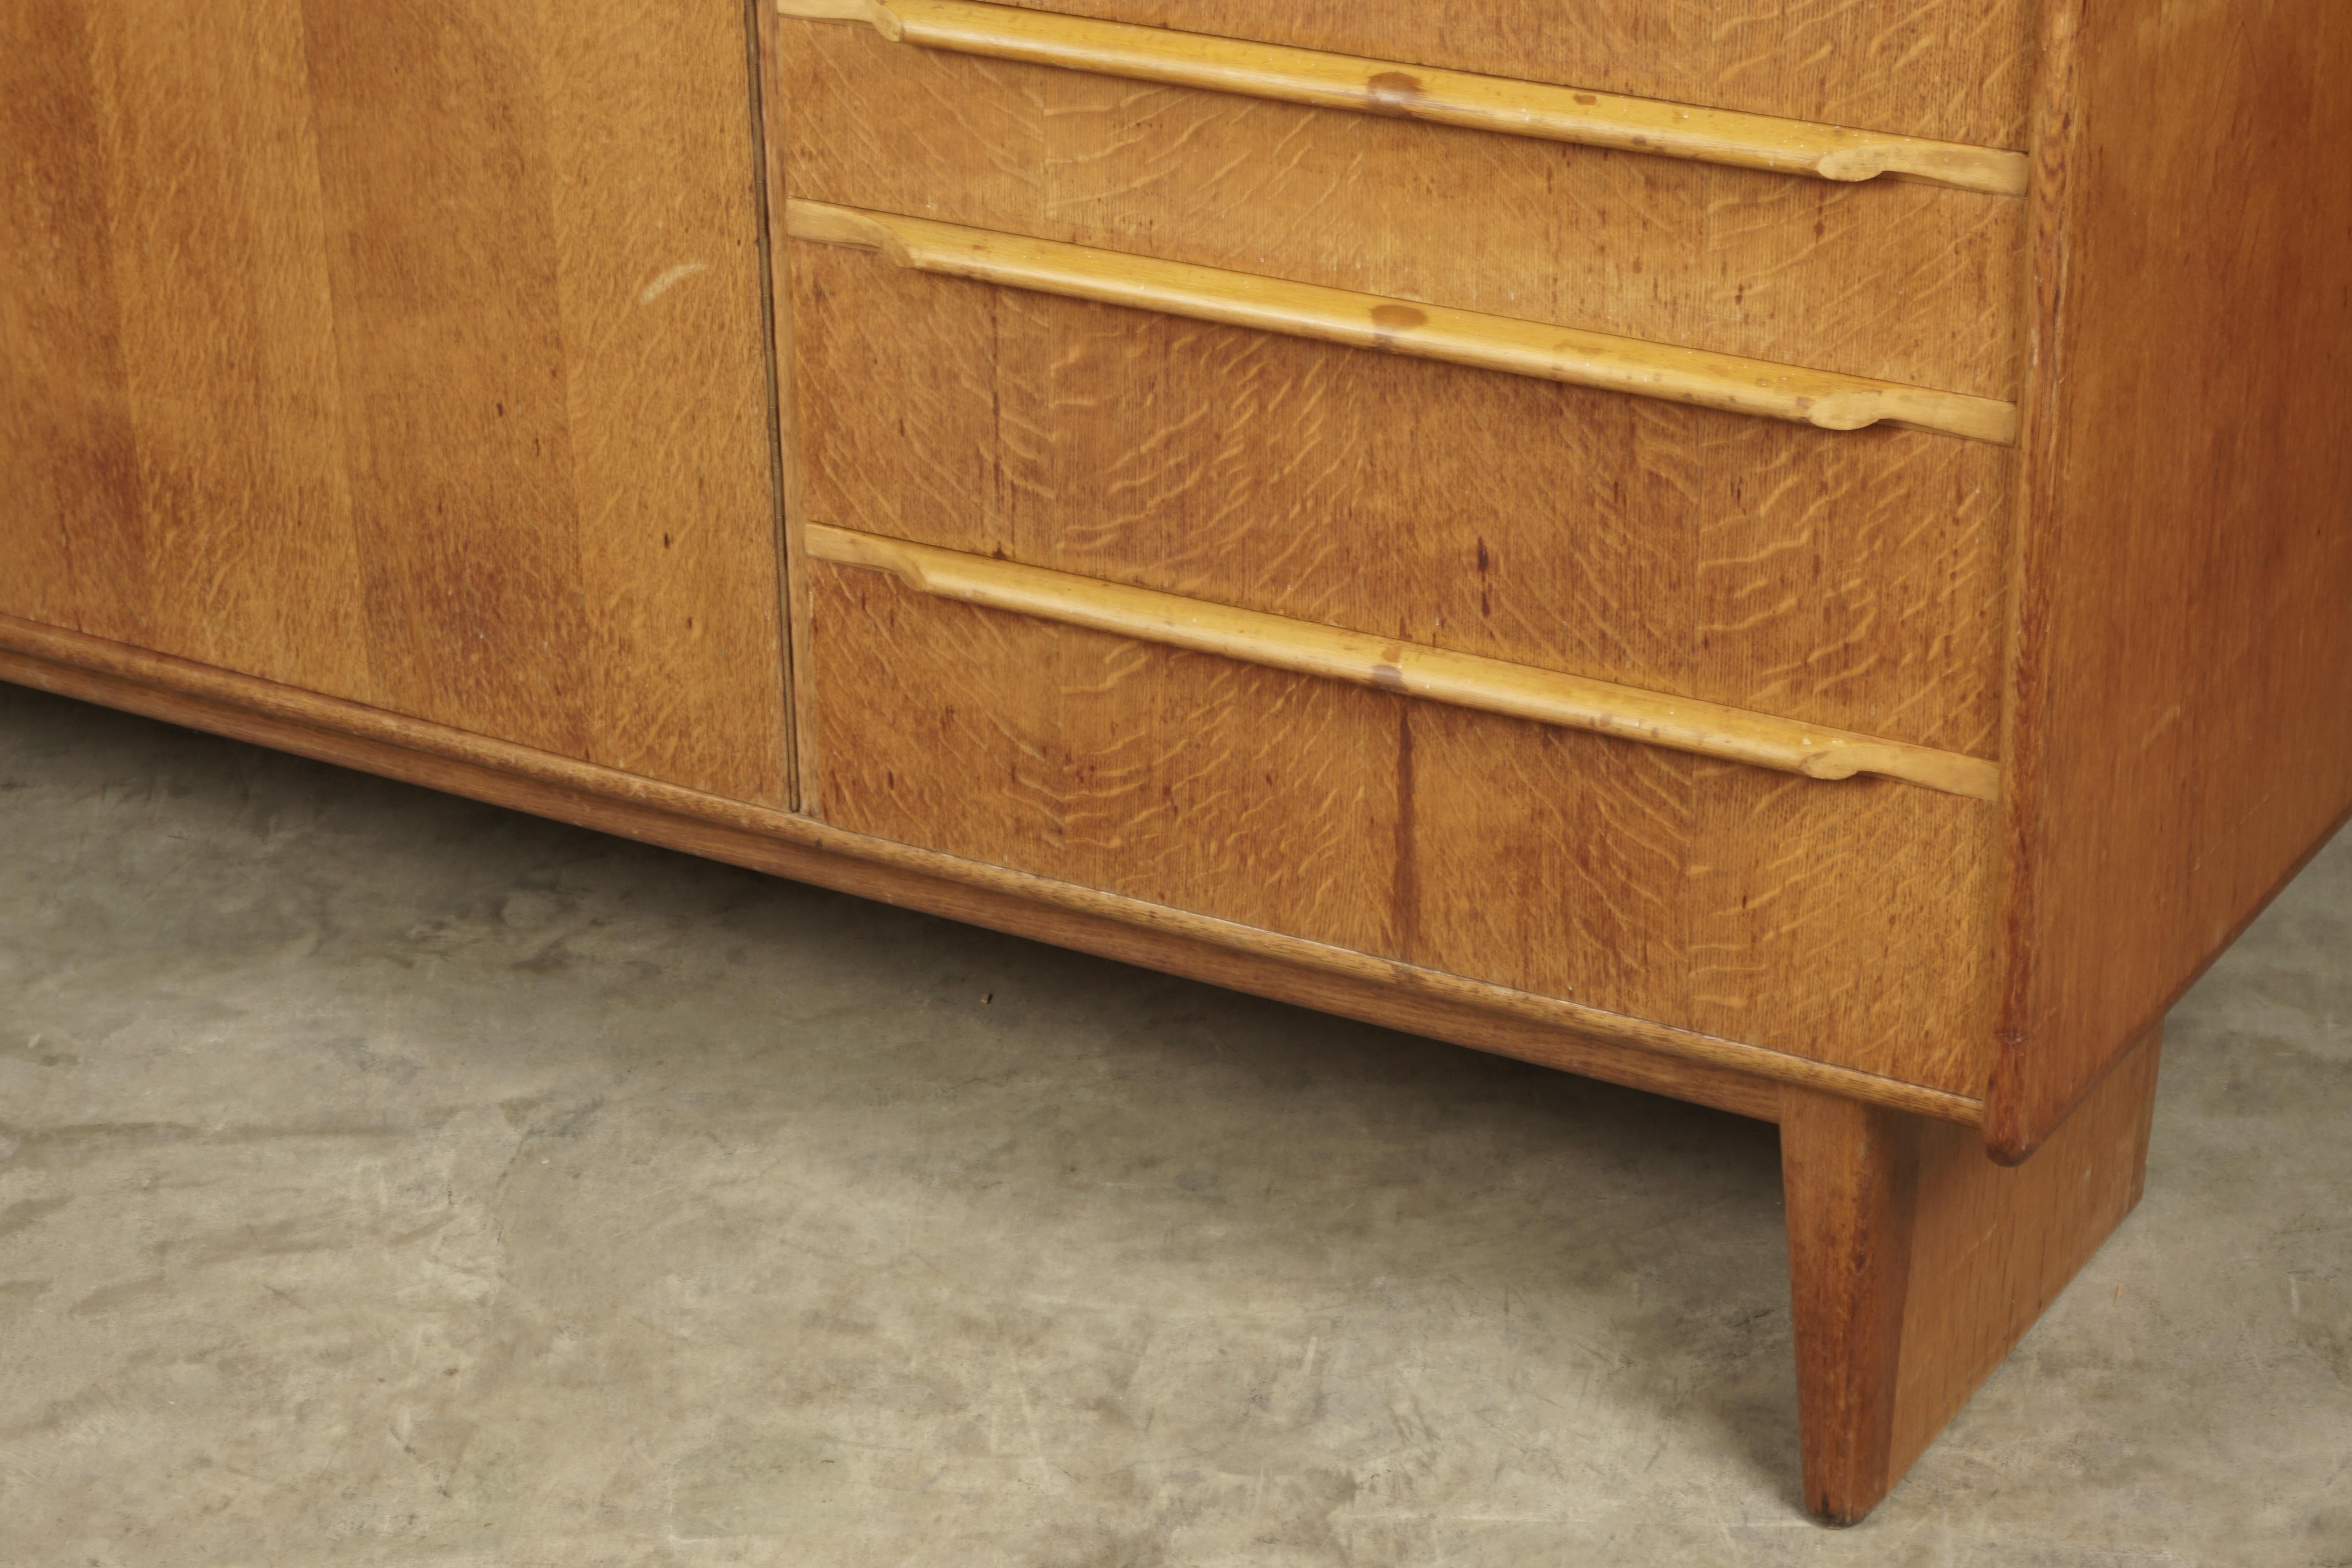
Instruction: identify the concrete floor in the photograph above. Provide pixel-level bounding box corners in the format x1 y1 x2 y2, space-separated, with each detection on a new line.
0 682 2344 1568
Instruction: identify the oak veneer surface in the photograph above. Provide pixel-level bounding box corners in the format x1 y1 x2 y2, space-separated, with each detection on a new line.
986 0 2038 150
789 247 2011 759
779 24 2025 397
1992 0 2352 1157
0 0 789 805
783 0 2029 197
809 559 1998 1094
806 523 1999 798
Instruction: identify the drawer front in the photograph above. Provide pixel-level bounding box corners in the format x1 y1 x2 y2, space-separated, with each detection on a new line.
808 557 1997 1094
780 19 2025 397
791 247 2009 757
989 0 2037 151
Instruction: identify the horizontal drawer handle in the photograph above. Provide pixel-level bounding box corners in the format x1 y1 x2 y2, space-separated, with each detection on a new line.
809 523 2002 802
788 201 2019 443
779 0 2028 197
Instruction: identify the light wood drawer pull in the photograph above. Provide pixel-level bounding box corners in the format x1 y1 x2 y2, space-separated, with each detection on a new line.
779 0 2029 198
809 523 2002 801
788 201 2019 444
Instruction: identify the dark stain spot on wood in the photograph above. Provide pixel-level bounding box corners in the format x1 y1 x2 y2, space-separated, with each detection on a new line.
1369 662 1409 693
1574 93 1599 105
1365 70 1424 118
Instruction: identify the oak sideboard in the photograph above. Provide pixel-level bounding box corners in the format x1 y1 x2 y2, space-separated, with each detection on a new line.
5 0 2347 1524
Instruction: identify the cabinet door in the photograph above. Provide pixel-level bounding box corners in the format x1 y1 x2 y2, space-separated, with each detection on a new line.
0 0 789 805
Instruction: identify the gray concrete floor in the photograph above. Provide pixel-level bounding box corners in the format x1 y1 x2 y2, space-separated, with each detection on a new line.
0 681 2344 1568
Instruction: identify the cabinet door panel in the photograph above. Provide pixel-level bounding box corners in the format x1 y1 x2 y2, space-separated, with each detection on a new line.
0 0 789 805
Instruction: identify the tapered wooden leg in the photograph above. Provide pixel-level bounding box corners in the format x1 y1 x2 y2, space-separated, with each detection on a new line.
1780 1028 2163 1524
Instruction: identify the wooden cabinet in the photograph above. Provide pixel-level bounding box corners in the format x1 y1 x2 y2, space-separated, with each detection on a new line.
4 0 2348 1526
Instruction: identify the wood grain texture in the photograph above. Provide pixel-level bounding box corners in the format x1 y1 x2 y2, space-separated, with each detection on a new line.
780 0 2029 195
812 524 2000 797
4 613 1995 1123
779 22 2024 398
789 201 2018 441
0 0 790 804
1990 0 2352 1159
537 0 793 797
981 0 2036 151
790 245 2011 758
1 0 366 687
301 0 589 750
1781 1027 2158 1522
808 560 1999 1093
0 0 131 637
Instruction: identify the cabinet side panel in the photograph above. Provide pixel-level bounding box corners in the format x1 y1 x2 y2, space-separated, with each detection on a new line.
1994 0 2352 1157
